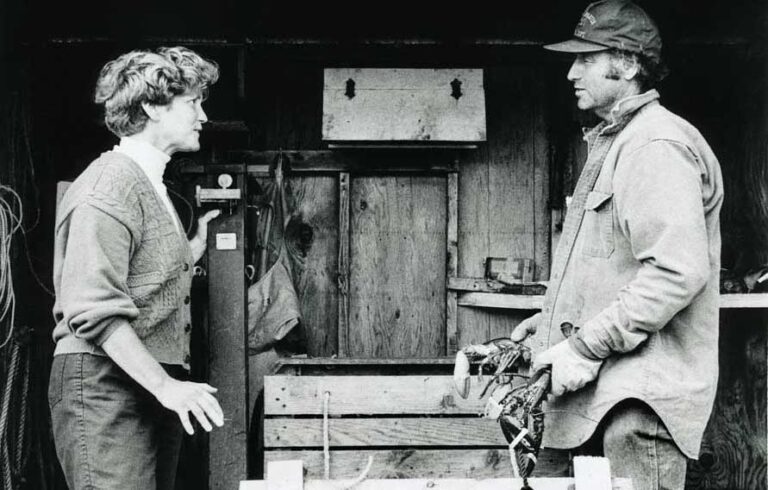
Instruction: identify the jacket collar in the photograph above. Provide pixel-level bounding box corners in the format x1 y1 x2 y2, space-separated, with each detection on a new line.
583 89 660 142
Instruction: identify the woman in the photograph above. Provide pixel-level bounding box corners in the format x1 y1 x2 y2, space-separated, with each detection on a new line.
49 46 224 489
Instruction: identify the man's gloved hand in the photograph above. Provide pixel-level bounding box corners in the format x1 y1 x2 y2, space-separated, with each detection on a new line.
510 312 542 342
533 340 603 396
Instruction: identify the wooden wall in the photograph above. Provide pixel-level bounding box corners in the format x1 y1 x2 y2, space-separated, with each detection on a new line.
457 66 551 346
245 58 554 358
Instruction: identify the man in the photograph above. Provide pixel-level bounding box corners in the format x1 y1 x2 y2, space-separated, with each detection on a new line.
511 1 723 488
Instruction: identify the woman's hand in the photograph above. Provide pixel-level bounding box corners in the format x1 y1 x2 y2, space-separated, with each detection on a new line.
190 209 221 262
101 324 226 434
196 209 221 238
155 377 225 435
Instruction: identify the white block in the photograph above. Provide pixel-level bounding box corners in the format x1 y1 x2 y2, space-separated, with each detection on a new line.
266 460 304 490
573 456 612 490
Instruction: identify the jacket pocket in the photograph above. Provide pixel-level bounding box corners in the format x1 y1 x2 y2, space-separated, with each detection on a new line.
47 355 66 410
581 191 615 258
126 270 165 302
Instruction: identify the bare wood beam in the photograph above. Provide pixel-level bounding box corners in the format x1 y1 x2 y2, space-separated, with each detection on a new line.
207 174 248 488
446 172 459 355
448 277 547 295
337 173 350 357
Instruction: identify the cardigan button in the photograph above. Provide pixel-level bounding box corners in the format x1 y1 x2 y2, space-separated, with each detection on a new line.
184 323 191 333
184 355 191 364
184 296 190 305
183 263 189 271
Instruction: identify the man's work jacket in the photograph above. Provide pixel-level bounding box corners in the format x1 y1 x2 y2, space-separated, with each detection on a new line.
535 90 724 458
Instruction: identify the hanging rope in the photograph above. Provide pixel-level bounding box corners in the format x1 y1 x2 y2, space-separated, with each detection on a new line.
0 339 26 489
0 183 33 490
0 185 22 350
323 391 330 480
0 88 48 490
321 390 374 490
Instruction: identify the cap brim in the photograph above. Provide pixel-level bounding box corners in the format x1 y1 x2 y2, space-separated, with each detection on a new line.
543 38 610 53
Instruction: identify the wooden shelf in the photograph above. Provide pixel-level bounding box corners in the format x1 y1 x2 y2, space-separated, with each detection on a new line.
457 292 544 310
720 293 768 309
277 357 454 367
457 293 768 310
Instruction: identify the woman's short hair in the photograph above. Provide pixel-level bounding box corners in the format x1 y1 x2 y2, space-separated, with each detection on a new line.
94 46 219 137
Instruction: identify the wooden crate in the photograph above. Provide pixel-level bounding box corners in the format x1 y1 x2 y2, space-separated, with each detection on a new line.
262 373 567 479
242 457 633 489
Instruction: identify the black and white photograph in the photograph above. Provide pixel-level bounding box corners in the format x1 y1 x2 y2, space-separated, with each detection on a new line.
0 0 766 488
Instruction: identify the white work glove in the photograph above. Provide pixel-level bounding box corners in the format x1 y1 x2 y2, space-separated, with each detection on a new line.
533 340 603 397
509 312 542 342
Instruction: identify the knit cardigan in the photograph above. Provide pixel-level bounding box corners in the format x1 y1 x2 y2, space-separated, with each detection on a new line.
52 151 195 368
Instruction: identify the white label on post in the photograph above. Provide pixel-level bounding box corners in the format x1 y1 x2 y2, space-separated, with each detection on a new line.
216 233 237 250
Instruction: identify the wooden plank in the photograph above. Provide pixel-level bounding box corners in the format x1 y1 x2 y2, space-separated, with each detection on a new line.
719 293 768 308
533 70 552 281
446 172 459 355
288 176 339 357
485 68 537 340
348 176 446 357
265 460 304 490
458 293 544 310
276 358 454 367
457 140 491 348
457 67 546 346
207 174 248 489
574 456 612 490
448 277 547 294
686 310 767 489
264 418 507 447
264 449 570 480
337 172 350 357
264 375 487 415
456 293 764 311
209 150 461 174
244 478 634 490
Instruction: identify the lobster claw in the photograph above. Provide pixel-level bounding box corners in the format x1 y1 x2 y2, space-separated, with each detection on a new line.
453 350 471 399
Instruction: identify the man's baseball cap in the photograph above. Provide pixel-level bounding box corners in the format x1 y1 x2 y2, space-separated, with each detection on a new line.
544 0 662 62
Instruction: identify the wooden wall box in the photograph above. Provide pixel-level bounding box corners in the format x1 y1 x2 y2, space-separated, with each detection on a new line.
322 68 486 144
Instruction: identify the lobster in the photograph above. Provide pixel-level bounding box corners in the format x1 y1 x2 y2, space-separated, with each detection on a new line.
453 338 551 479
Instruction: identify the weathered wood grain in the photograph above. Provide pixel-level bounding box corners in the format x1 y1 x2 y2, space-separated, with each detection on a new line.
322 69 486 142
243 476 633 490
207 175 248 489
719 293 768 309
264 448 569 480
348 176 446 358
264 417 507 447
264 375 486 415
532 72 552 280
337 172 350 357
224 150 460 174
686 311 767 490
276 357 454 367
458 293 544 310
457 67 549 346
446 172 459 355
286 175 338 357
